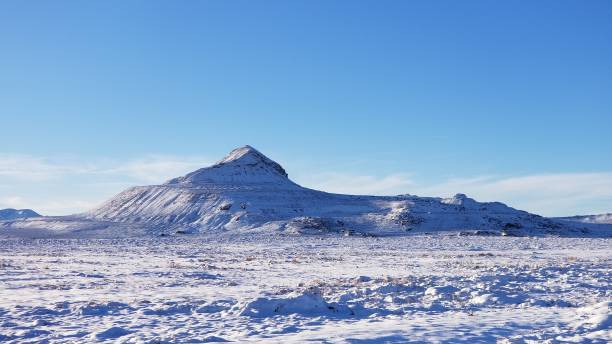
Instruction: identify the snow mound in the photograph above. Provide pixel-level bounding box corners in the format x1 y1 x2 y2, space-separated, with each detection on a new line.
239 288 352 318
76 301 131 316
573 301 612 331
93 326 131 339
424 285 459 298
469 293 496 306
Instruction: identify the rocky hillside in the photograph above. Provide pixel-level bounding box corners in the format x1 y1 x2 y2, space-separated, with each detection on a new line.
82 146 580 236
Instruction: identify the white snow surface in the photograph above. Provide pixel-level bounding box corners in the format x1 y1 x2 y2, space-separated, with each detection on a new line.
3 145 607 238
0 234 609 343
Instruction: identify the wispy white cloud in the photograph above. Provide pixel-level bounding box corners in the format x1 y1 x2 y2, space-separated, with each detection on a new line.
0 196 28 209
99 155 212 183
0 154 211 183
415 173 612 199
0 196 99 216
0 154 212 215
298 171 612 217
412 173 612 216
0 154 94 181
297 172 415 196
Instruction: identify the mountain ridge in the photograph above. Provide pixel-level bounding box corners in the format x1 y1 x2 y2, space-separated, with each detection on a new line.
82 146 591 236
1 146 609 238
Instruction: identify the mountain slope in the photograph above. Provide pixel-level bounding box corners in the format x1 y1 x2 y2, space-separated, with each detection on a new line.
83 146 581 236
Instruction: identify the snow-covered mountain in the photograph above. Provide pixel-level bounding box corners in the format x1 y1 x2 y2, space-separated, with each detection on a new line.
77 145 584 236
0 208 40 220
1 146 606 237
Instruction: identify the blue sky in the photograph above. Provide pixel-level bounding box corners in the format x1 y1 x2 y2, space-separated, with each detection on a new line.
1 1 611 216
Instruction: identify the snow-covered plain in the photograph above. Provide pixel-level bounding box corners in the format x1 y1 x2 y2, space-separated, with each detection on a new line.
1 233 609 343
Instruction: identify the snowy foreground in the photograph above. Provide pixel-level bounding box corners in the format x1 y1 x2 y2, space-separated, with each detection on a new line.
0 234 610 343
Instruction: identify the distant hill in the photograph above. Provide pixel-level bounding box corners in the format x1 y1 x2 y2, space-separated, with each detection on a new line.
0 208 41 220
555 213 612 225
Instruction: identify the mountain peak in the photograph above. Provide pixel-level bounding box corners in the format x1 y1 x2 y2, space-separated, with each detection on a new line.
218 145 259 162
165 145 289 186
217 146 282 170
215 145 288 177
